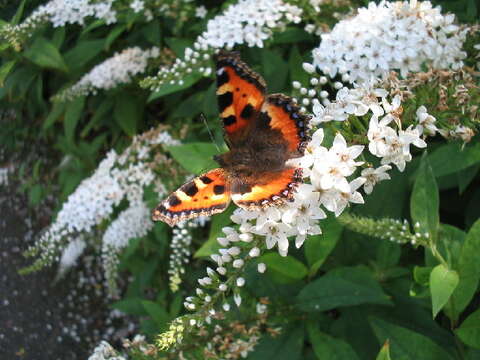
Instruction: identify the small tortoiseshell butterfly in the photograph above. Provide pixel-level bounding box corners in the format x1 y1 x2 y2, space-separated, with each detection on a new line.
152 51 310 227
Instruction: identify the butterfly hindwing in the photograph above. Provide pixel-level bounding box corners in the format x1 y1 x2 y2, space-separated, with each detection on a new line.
231 167 302 210
259 94 310 155
215 51 266 144
152 168 230 227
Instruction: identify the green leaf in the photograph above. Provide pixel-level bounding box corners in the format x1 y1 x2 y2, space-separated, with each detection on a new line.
296 266 391 312
305 216 343 276
105 24 127 50
369 317 453 360
147 73 202 101
261 49 288 93
448 219 480 319
413 266 433 286
247 326 304 360
64 97 85 144
195 205 234 258
111 297 146 316
165 37 193 57
428 142 480 178
114 93 142 136
0 60 16 86
308 323 360 360
429 264 459 318
64 40 104 69
23 37 68 72
141 300 170 330
455 309 480 349
376 341 392 360
12 0 27 25
410 152 439 240
42 101 66 130
288 46 309 85
142 20 161 45
28 184 43 206
272 27 314 44
457 164 480 194
166 142 219 174
259 253 308 284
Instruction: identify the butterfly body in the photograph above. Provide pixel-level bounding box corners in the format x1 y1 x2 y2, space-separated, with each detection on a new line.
153 51 310 226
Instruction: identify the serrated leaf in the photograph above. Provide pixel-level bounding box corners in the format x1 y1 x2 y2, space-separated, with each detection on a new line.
296 266 391 312
307 323 360 360
456 309 480 349
410 152 439 240
23 37 68 72
429 264 459 318
370 317 453 360
166 142 218 174
305 216 342 276
260 253 308 284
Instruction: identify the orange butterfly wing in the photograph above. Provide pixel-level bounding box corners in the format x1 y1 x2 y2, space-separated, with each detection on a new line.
215 51 266 144
260 94 310 155
152 168 230 227
231 167 302 210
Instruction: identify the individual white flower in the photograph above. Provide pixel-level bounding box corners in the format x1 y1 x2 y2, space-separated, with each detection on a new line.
416 105 438 136
254 220 292 256
281 184 325 248
298 128 327 171
360 165 392 194
334 177 366 216
367 115 392 157
195 5 208 18
330 133 364 175
130 0 145 13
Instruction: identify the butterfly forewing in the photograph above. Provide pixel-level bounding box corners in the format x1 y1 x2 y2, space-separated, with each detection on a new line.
215 51 266 145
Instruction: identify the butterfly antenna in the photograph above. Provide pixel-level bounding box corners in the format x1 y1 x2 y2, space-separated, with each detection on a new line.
201 113 221 153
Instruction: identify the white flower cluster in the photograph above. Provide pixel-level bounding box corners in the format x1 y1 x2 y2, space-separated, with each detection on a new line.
311 1 468 83
28 129 178 282
308 81 429 172
37 0 116 27
102 201 153 291
88 340 126 360
58 236 86 277
198 0 302 49
56 47 159 101
168 218 206 292
141 0 302 91
1 0 117 49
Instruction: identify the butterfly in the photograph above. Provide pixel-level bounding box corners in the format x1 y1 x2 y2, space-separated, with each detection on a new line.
152 51 310 227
